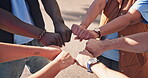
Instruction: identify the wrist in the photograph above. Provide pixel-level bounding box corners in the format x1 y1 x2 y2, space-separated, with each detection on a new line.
53 59 63 68
80 23 88 29
101 39 115 51
37 30 46 42
94 28 101 38
53 58 65 70
54 20 65 27
39 32 49 45
107 38 121 50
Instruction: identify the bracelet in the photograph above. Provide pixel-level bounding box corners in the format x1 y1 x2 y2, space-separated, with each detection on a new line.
37 30 46 41
94 28 101 38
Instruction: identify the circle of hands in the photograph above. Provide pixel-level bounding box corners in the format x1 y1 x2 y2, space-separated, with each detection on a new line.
42 24 105 70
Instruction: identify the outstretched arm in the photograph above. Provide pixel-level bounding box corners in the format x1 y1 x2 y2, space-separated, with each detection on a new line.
0 42 61 63
0 8 64 46
41 0 71 42
72 0 106 40
41 0 64 25
112 32 148 53
80 0 106 28
100 8 143 36
91 62 128 78
28 52 75 78
0 8 42 39
72 1 145 40
86 32 148 57
76 50 128 78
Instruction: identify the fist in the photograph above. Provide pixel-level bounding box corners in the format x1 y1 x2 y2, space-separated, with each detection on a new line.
72 24 99 41
86 39 106 57
40 32 64 47
55 23 72 42
54 51 75 70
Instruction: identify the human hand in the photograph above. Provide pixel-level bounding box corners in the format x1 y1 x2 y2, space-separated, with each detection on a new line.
75 50 93 68
71 24 99 41
55 23 72 43
86 39 107 57
40 32 64 47
54 51 75 70
71 24 86 36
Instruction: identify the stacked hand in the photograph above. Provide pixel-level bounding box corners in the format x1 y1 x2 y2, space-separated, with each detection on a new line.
85 39 107 57
52 50 95 70
55 23 72 43
40 32 64 47
40 23 107 70
71 24 99 41
48 46 105 71
40 24 71 47
53 51 75 70
75 50 93 68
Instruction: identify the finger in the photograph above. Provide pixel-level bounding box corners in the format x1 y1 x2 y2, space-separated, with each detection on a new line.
77 27 83 36
57 33 65 46
85 33 91 40
78 30 84 39
72 24 78 35
58 35 64 47
74 36 80 40
71 58 76 64
61 33 67 42
88 33 93 38
60 36 65 46
79 51 85 54
71 24 75 33
79 39 83 42
74 59 80 66
66 30 72 42
47 39 57 46
85 43 89 50
56 37 62 47
80 30 88 40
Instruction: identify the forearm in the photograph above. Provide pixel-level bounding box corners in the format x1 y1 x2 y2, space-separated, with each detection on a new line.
0 42 59 63
0 42 42 62
102 32 148 53
111 32 148 53
0 8 42 39
80 0 106 28
100 9 142 36
28 59 62 78
41 0 64 25
91 63 128 78
100 14 131 36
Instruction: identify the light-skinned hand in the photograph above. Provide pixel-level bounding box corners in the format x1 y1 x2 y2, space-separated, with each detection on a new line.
76 50 93 68
54 51 75 70
72 24 99 41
